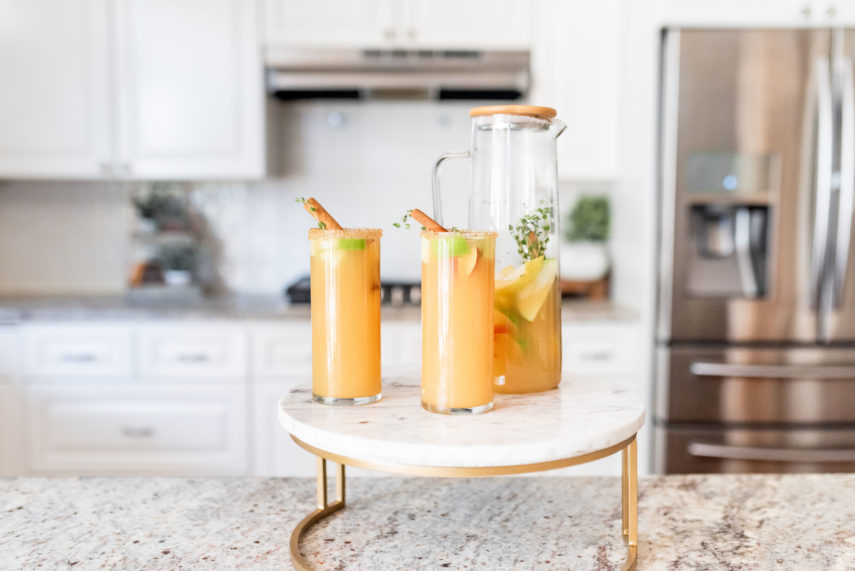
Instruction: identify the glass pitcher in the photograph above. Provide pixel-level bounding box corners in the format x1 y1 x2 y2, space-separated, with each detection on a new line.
432 105 566 394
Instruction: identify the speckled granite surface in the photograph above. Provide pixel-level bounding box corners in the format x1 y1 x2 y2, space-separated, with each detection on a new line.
1 475 853 570
0 295 635 323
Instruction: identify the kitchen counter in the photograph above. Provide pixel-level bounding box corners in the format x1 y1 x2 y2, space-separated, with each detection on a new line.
1 474 852 569
0 295 636 323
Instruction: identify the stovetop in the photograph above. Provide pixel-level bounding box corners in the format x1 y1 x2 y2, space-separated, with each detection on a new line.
285 275 421 306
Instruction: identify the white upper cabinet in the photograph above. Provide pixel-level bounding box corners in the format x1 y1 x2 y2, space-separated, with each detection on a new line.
114 0 264 179
531 0 619 180
0 0 264 180
404 0 530 49
0 0 112 179
264 0 397 47
264 0 531 49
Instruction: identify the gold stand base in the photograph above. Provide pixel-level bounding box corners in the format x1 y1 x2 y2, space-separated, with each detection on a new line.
289 436 638 571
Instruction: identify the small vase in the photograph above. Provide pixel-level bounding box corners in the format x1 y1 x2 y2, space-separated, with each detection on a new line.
560 241 610 281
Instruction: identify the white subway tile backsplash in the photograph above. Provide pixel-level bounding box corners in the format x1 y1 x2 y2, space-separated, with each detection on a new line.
0 100 476 295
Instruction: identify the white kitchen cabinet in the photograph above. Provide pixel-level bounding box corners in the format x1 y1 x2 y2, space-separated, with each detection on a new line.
251 381 315 477
0 386 25 476
251 322 312 378
561 320 652 476
27 385 247 475
138 323 247 380
22 323 134 379
0 0 264 180
531 0 619 181
657 0 818 27
264 0 531 49
0 326 19 384
114 0 264 179
263 0 396 47
405 0 530 49
381 320 421 374
0 0 112 178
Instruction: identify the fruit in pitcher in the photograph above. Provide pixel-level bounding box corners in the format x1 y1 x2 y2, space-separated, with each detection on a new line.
516 258 558 321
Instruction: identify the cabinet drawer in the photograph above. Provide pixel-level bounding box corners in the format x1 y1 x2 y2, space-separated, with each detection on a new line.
27 386 247 475
23 324 133 378
562 325 639 376
139 325 246 379
252 323 312 378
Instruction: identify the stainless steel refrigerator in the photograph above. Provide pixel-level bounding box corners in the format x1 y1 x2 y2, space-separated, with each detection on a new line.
657 28 855 473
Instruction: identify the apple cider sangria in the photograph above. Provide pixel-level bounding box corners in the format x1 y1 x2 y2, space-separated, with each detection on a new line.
421 231 496 414
309 228 382 405
493 207 562 394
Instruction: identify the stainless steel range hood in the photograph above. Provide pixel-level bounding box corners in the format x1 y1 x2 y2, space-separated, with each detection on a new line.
265 47 529 100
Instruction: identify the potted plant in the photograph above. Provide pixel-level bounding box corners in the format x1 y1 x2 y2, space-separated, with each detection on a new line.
560 196 610 281
157 245 197 286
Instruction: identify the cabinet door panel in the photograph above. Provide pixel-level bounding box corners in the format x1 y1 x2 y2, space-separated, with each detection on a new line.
116 0 263 178
0 0 111 178
28 385 247 475
138 325 247 380
23 324 133 378
406 0 531 49
264 0 396 47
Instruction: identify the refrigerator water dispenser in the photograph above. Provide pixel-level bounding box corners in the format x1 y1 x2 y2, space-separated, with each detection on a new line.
687 205 769 298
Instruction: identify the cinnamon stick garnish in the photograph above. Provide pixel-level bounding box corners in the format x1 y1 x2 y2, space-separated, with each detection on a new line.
304 198 343 230
410 209 447 232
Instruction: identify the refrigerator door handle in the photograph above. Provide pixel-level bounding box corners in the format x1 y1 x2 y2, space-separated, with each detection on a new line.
734 207 759 297
687 442 855 463
689 361 855 379
809 58 835 310
834 57 855 307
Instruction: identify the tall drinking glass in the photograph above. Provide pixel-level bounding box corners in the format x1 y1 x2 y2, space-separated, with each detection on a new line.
309 228 382 405
421 230 496 414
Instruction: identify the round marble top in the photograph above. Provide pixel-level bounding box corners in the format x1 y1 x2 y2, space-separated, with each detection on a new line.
279 375 645 469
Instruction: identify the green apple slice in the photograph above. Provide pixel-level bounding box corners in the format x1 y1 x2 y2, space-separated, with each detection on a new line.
337 238 366 250
515 258 558 321
432 235 470 258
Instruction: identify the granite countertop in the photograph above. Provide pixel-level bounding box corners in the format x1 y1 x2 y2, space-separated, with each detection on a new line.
0 295 636 323
2 475 853 569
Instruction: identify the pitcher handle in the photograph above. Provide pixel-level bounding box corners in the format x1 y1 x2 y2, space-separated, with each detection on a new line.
431 151 470 226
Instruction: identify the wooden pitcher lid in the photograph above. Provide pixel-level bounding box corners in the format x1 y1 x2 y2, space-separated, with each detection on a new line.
469 105 557 119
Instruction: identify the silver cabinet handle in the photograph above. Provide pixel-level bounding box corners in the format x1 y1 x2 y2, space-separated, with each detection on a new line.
578 351 614 362
808 57 834 309
834 55 854 307
122 426 154 438
690 361 855 379
175 353 211 363
688 442 855 463
98 162 113 176
59 353 98 363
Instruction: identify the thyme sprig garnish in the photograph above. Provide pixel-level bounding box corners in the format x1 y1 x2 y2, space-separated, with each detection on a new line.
509 206 554 261
392 210 426 231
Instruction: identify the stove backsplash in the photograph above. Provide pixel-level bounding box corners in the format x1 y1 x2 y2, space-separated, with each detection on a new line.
0 100 477 296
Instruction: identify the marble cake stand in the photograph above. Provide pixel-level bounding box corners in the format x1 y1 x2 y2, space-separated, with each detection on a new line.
279 376 646 571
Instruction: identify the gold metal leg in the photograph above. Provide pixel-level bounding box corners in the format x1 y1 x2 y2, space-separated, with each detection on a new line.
290 457 346 571
620 436 638 571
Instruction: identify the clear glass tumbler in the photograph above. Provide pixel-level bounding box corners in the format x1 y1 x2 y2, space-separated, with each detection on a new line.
309 228 382 405
421 230 496 414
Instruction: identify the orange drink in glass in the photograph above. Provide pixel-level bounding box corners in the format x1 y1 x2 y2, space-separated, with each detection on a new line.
421 230 496 414
309 228 382 405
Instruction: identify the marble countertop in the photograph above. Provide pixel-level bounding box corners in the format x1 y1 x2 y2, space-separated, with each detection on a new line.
0 295 636 323
2 474 853 569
